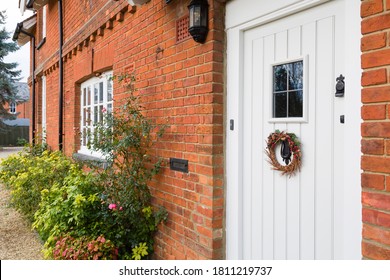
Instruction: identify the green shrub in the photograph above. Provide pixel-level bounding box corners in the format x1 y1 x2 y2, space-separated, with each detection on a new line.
0 150 73 222
87 79 168 259
16 137 28 146
33 164 103 248
0 75 168 260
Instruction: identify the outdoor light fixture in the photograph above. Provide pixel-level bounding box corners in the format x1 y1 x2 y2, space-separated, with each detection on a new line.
188 0 209 43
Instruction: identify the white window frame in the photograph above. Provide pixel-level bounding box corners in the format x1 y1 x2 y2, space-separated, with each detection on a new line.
41 75 47 138
9 102 16 114
79 71 113 158
42 5 47 39
269 55 308 123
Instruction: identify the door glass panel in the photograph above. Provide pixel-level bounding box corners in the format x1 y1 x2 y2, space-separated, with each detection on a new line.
288 90 303 117
273 65 287 92
273 92 287 118
272 60 303 118
289 61 303 90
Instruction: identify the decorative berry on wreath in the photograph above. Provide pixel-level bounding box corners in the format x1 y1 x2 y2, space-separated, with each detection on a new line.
265 130 302 177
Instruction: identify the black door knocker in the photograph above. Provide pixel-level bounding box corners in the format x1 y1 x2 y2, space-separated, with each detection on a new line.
280 139 292 165
335 74 345 97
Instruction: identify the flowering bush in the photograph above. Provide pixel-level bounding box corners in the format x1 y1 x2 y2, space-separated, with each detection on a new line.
0 75 168 260
87 76 168 259
52 235 118 260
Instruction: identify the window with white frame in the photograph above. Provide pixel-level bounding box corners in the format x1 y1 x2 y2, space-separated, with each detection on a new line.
9 102 16 114
41 76 47 137
42 5 47 39
79 71 113 156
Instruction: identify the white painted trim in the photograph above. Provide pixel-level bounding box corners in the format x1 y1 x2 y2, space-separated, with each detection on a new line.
226 0 332 31
226 27 244 260
78 71 113 158
41 75 46 138
42 5 47 39
340 0 362 260
226 0 362 260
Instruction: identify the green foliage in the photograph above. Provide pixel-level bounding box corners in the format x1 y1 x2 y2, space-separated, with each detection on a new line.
0 10 21 121
16 137 28 146
0 149 73 222
52 234 118 260
87 76 168 259
132 242 149 260
32 164 103 247
0 73 168 260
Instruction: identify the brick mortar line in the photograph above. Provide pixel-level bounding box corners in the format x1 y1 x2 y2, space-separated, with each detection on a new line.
362 153 390 159
363 221 390 232
362 187 390 196
361 118 390 122
362 65 390 72
361 44 390 54
363 204 390 215
361 9 390 21
362 238 390 251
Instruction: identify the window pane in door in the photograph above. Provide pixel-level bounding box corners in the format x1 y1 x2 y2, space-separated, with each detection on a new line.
289 61 303 90
273 92 287 118
273 65 287 92
272 60 303 118
288 90 303 117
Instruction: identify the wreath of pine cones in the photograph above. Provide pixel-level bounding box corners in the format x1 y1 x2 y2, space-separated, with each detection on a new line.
265 130 302 177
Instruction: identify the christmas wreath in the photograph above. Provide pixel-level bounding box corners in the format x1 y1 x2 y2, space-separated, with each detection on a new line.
265 130 302 177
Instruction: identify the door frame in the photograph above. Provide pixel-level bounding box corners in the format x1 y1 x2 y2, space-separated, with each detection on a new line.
225 0 362 259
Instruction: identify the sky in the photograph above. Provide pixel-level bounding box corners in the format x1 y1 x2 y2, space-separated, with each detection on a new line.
1 1 33 83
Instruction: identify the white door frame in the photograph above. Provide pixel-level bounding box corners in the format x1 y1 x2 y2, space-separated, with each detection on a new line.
225 0 361 259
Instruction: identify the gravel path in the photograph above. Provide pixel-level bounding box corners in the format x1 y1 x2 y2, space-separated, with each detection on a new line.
0 147 44 260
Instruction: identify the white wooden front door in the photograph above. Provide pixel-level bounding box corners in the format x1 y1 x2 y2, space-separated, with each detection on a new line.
226 0 361 260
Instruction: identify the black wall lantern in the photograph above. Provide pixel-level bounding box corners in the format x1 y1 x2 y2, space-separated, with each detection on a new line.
188 0 209 43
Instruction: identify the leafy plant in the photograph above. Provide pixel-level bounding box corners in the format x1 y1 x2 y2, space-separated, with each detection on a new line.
0 150 73 222
132 242 149 260
52 234 118 260
87 75 168 259
32 164 103 247
16 137 28 146
0 74 168 260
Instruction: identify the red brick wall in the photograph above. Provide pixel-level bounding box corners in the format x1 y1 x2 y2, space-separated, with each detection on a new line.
16 102 29 119
361 0 390 260
33 0 225 259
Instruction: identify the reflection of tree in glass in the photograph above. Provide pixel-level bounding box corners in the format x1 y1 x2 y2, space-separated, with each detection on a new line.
288 61 303 90
288 90 303 117
273 65 287 92
273 60 303 118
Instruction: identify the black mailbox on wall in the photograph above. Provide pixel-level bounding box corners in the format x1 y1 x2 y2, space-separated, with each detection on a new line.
169 158 189 173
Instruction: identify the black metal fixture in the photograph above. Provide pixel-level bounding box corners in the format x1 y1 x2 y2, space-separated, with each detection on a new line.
188 0 209 43
165 0 173 3
335 74 345 97
170 158 189 173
